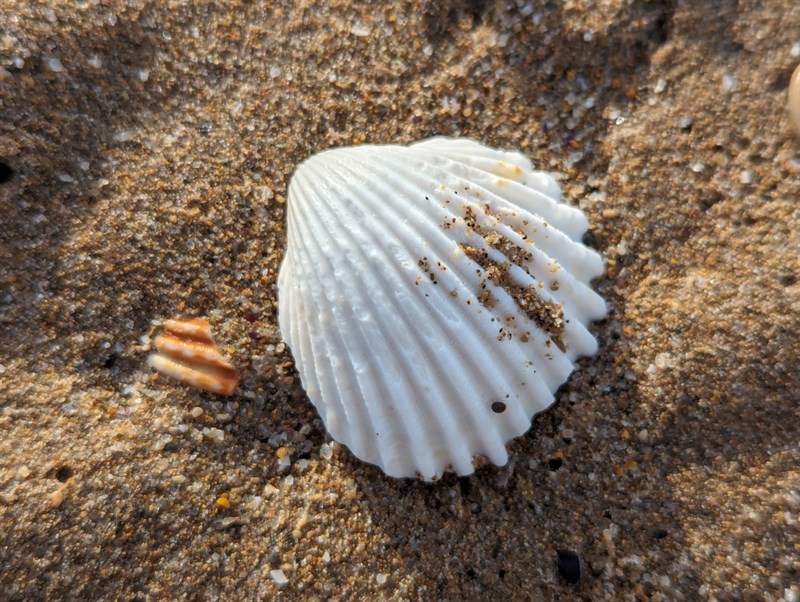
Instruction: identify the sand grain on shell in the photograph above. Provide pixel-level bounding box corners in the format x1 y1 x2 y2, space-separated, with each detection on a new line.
1 1 799 600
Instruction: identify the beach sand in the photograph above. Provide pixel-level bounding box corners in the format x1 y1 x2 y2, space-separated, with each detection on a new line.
1 1 798 599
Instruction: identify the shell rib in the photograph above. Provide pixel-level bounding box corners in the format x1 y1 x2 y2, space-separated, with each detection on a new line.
278 137 606 479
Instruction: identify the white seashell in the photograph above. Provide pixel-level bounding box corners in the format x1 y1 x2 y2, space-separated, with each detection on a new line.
277 137 607 480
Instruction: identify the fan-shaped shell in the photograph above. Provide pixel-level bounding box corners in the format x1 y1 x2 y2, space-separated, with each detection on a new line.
277 137 606 479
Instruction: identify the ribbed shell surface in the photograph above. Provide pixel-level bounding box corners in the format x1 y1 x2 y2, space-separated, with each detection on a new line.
277 137 606 479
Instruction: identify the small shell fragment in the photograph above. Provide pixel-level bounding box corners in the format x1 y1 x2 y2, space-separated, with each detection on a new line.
790 64 800 138
270 569 289 587
147 318 240 395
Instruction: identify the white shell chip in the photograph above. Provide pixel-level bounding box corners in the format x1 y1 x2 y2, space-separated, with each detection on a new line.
277 137 606 479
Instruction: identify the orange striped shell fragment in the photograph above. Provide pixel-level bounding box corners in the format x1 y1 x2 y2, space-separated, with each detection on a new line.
147 318 240 396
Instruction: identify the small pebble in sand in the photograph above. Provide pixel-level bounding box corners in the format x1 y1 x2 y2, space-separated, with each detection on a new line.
203 427 225 443
46 57 64 72
721 72 736 93
376 573 388 585
319 442 333 460
215 494 230 509
219 517 242 529
190 406 204 418
293 513 310 538
153 434 172 451
789 64 800 137
654 352 674 369
270 569 288 587
50 488 64 509
351 22 370 37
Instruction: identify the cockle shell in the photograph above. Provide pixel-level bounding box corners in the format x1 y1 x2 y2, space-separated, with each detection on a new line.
277 137 606 479
148 318 240 395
